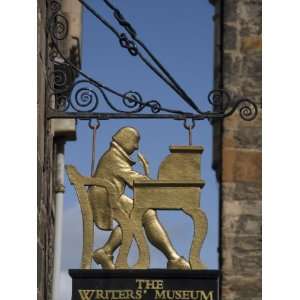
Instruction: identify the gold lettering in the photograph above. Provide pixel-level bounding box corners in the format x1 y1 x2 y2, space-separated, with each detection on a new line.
156 280 164 289
175 290 182 299
136 279 164 290
154 289 214 300
200 291 214 300
95 290 108 300
78 290 96 300
135 290 143 300
110 290 118 300
182 290 190 299
155 289 166 299
136 279 145 290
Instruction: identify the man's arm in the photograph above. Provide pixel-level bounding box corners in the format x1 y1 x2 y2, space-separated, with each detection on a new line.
117 164 149 188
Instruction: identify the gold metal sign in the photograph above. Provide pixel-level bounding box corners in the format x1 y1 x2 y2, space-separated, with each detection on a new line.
66 127 208 270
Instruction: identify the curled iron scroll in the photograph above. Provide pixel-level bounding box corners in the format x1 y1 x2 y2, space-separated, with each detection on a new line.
46 0 259 123
207 89 258 121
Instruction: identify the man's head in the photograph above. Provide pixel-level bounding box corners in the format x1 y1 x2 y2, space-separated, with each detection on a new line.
112 127 140 155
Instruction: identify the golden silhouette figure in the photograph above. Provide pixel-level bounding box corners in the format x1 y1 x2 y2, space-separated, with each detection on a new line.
67 127 207 270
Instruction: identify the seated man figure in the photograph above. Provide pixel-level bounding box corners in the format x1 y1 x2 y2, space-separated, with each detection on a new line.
89 127 190 270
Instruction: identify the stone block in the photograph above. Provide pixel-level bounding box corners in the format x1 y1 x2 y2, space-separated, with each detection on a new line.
224 24 238 50
222 248 261 275
223 53 242 78
222 149 261 183
37 243 43 290
232 253 261 275
222 181 261 203
223 112 241 130
223 198 261 216
221 248 233 272
237 0 262 22
223 213 261 236
241 24 261 38
241 53 261 79
235 126 261 149
241 36 262 52
222 182 236 193
222 274 261 300
233 235 261 254
222 232 261 252
239 79 262 104
234 182 261 201
236 214 261 235
224 0 238 23
223 126 261 150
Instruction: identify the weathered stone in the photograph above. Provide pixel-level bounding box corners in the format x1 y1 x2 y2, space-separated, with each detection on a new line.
240 19 262 36
234 182 261 201
224 0 238 23
224 24 238 50
223 129 235 149
241 36 262 52
222 149 261 183
237 0 262 22
223 53 241 77
223 275 261 300
241 53 261 79
223 126 261 150
239 78 262 104
222 274 261 290
236 214 261 234
223 213 261 236
233 235 261 254
236 297 261 300
234 126 261 149
37 243 43 290
223 232 261 248
223 199 261 218
232 253 261 274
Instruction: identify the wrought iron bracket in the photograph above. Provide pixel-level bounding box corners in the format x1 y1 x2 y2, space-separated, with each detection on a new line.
45 0 258 123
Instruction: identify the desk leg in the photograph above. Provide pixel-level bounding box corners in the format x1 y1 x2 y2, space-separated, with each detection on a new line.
183 208 208 270
130 209 150 269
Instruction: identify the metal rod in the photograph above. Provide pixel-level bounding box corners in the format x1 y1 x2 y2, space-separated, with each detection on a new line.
184 119 196 145
79 0 202 113
88 120 100 175
188 127 192 145
91 127 97 175
46 112 207 120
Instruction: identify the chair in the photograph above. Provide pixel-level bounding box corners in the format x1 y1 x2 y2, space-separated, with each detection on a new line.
66 165 137 269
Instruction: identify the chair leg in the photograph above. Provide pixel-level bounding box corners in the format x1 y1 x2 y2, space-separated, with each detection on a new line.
113 209 134 269
79 194 94 269
131 208 150 269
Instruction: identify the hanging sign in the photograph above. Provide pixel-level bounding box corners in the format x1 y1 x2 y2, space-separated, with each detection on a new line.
69 270 220 300
67 127 207 270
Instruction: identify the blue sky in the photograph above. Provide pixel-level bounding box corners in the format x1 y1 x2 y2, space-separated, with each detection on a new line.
60 1 217 297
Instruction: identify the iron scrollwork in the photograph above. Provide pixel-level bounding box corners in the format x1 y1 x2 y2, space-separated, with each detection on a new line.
46 0 258 122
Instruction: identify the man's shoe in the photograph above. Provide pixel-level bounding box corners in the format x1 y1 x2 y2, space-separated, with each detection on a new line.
93 248 115 270
167 256 191 270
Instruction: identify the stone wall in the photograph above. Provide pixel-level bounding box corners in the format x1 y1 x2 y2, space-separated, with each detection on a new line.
210 1 262 299
38 1 54 299
37 1 81 299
